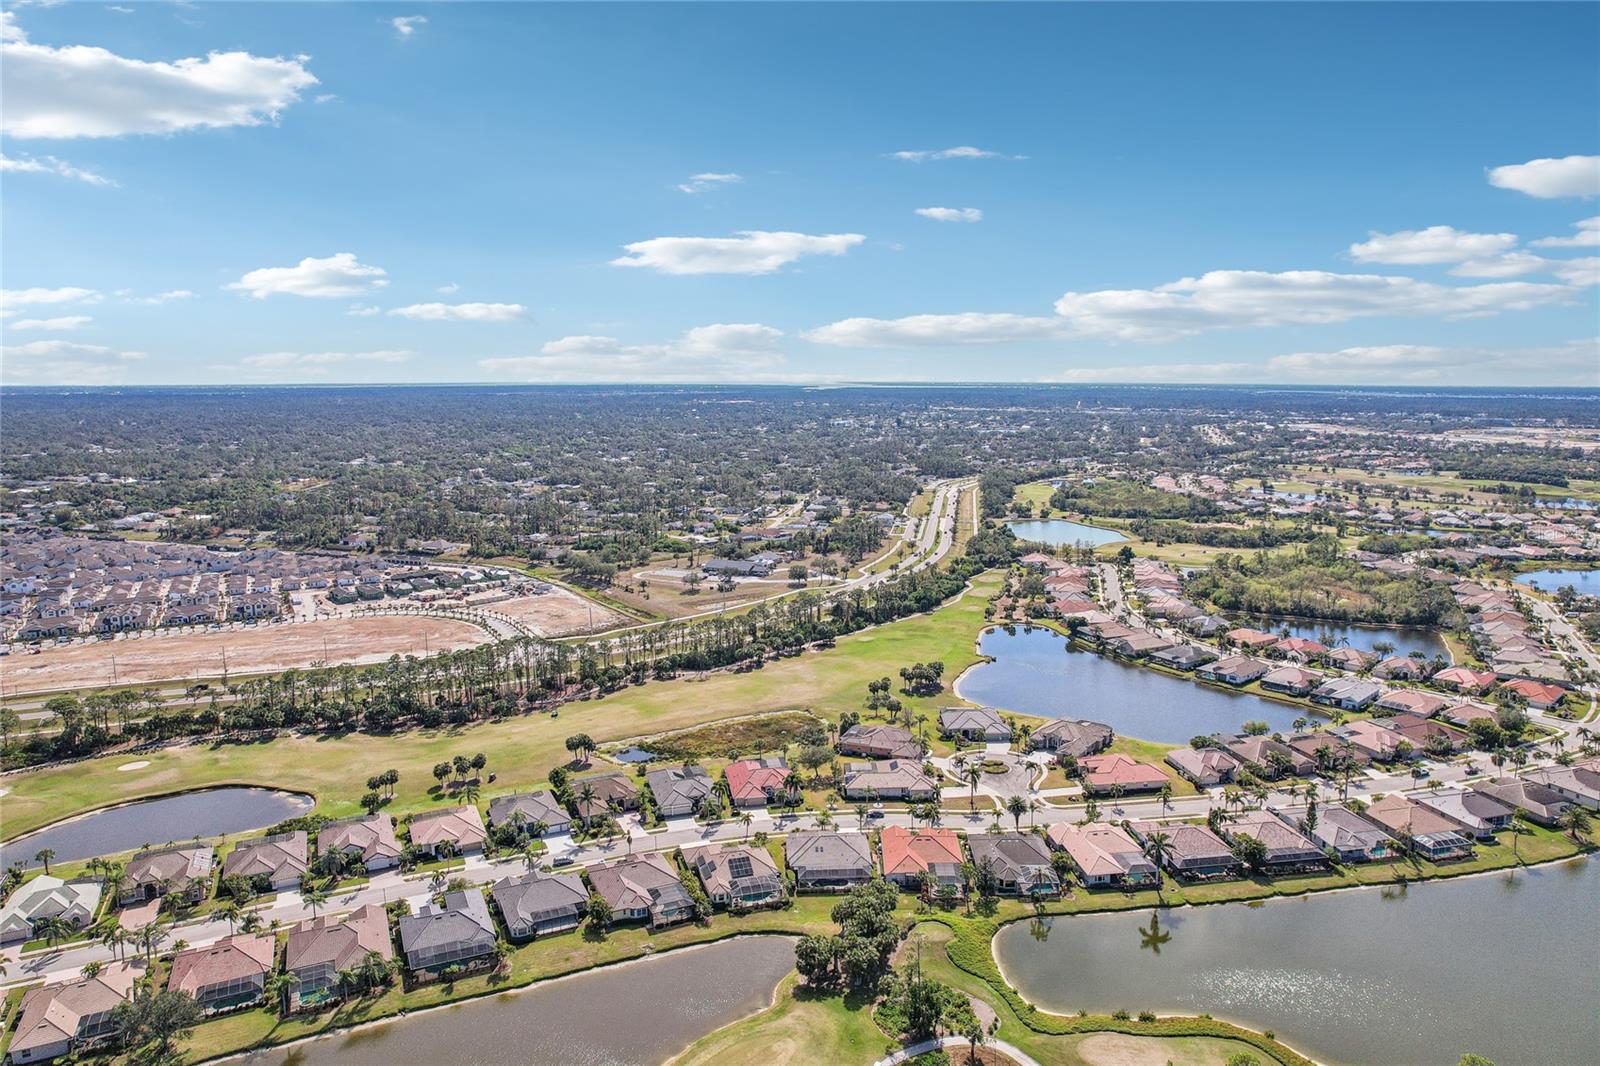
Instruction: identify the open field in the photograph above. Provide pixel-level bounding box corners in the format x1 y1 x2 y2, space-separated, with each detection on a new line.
0 572 1004 840
479 586 627 635
1285 465 1600 504
0 615 492 699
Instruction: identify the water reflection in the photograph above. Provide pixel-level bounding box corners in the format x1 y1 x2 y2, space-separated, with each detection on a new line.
1136 913 1172 955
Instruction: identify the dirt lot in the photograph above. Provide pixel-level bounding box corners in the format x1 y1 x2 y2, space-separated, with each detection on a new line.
477 587 626 636
1 615 491 696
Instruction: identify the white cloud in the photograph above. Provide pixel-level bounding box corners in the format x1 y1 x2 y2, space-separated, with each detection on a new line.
1045 340 1599 387
106 6 134 14
1348 225 1516 265
1 11 318 139
914 207 983 223
1052 269 1578 341
392 16 427 38
888 146 1024 162
437 281 460 294
1488 155 1600 199
1450 252 1600 285
0 286 101 310
9 315 91 330
676 172 742 194
346 304 382 317
227 253 388 299
239 350 413 369
611 231 865 276
388 302 526 322
1530 216 1600 249
1549 256 1600 287
480 323 797 382
804 312 1060 348
1 338 146 385
126 289 193 305
0 151 115 186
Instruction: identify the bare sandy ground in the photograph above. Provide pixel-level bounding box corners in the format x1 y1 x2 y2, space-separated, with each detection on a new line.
488 588 625 635
1 615 491 696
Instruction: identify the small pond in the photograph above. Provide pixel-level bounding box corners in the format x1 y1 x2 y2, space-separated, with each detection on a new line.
610 746 657 764
1515 567 1600 597
0 787 314 869
1254 618 1449 660
957 626 1304 744
995 858 1598 1066
235 935 797 1066
1006 519 1125 547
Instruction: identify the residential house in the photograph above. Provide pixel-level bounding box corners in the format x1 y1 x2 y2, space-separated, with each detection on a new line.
1499 679 1567 710
1224 628 1280 651
939 707 1011 742
167 933 276 1011
1372 657 1428 681
879 826 965 895
1432 666 1498 695
222 831 307 892
397 890 497 973
571 773 642 825
586 854 697 927
282 905 394 1011
1260 665 1320 697
723 757 793 808
317 814 402 873
1225 736 1313 779
491 872 588 939
784 832 873 891
1165 746 1241 787
486 791 570 837
1219 810 1327 873
407 806 487 858
1414 789 1516 839
841 759 939 801
1149 644 1218 672
1375 690 1450 718
646 764 716 818
1323 647 1373 672
966 832 1060 897
1027 718 1113 757
122 846 214 905
1311 677 1382 711
1127 821 1238 880
1108 630 1174 659
1471 778 1573 827
1272 804 1396 863
0 876 102 944
1272 637 1328 661
1441 702 1501 729
684 844 787 910
9 962 140 1063
1078 753 1169 794
1196 655 1269 686
837 724 921 760
1334 720 1406 763
1386 712 1469 754
1045 822 1158 887
1361 794 1475 861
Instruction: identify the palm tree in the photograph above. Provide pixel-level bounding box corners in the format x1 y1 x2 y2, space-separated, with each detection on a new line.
1558 805 1591 844
33 914 75 947
33 848 56 875
576 781 598 828
965 764 983 812
264 970 294 1013
1006 795 1028 831
1141 832 1173 905
739 812 753 839
301 883 330 919
216 900 241 933
1510 809 1529 862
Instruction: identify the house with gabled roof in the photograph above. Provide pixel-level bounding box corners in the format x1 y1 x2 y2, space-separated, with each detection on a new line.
645 764 716 818
586 853 696 927
122 846 213 905
222 831 307 892
167 933 276 1012
396 890 497 973
1127 820 1238 880
684 843 787 910
317 814 401 873
283 904 393 1011
1046 822 1157 887
1361 794 1475 861
0 876 102 945
879 826 964 894
1220 810 1326 872
1414 788 1515 839
784 831 872 891
966 832 1059 896
10 961 141 1063
407 806 487 858
491 872 588 939
1271 804 1395 863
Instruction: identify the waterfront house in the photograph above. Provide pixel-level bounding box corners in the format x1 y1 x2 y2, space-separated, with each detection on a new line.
221 831 307 892
837 723 922 760
397 890 497 973
966 832 1060 896
1225 735 1314 778
317 813 402 873
879 826 965 895
283 905 394 1011
939 706 1012 743
1224 628 1280 651
1127 821 1238 880
1522 761 1600 810
167 933 275 1012
645 764 716 818
1108 630 1174 659
1311 677 1382 711
1323 647 1373 672
0 876 102 944
486 791 571 837
684 844 787 910
1165 746 1241 787
122 846 214 906
1149 644 1218 672
1372 657 1428 681
490 872 588 939
1027 718 1114 757
9 962 140 1063
1045 822 1158 888
1220 810 1327 873
1260 665 1320 696
1361 794 1475 861
1414 788 1515 839
1078 753 1169 794
841 759 939 801
1272 636 1328 661
586 854 697 927
1196 655 1269 686
1375 690 1450 718
784 831 873 891
407 806 487 858
723 757 793 808
1272 804 1396 863
1470 779 1572 826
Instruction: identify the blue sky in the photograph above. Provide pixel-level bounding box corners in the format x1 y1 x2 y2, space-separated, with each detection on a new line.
2 1 1597 386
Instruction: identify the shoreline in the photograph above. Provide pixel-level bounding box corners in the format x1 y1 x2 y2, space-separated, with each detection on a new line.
0 783 316 854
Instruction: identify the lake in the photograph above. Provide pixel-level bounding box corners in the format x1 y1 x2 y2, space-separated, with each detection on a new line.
957 626 1304 744
234 935 797 1066
1257 618 1449 660
0 787 313 869
1006 519 1126 547
994 858 1598 1066
1515 568 1600 597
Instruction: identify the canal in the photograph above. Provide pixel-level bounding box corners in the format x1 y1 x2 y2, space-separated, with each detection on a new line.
994 858 1598 1066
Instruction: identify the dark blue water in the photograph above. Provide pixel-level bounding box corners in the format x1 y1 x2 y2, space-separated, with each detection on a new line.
0 787 314 868
1006 519 1125 547
1259 619 1448 660
957 626 1304 744
611 746 657 764
1515 568 1600 596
